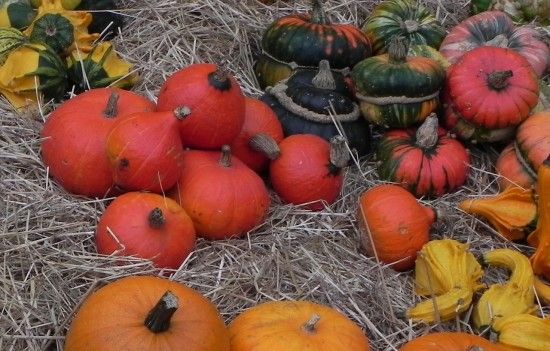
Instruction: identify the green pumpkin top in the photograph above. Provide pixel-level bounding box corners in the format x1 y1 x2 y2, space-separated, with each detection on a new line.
362 0 446 54
351 37 445 100
261 0 371 70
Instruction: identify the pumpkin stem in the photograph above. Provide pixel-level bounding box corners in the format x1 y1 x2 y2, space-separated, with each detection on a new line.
312 60 336 90
173 106 191 120
208 68 232 91
388 36 409 63
219 145 232 167
103 91 119 118
302 314 321 333
487 70 513 91
401 19 419 33
148 208 165 229
415 114 439 149
310 0 329 25
249 133 281 160
485 34 509 48
144 291 178 333
328 135 350 175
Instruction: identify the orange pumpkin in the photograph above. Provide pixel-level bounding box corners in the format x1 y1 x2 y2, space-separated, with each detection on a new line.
157 63 245 150
95 192 196 269
357 184 435 271
105 108 187 193
496 143 536 189
516 111 550 173
169 146 270 240
41 88 156 197
229 97 284 173
269 134 349 211
399 332 512 351
64 275 230 351
229 300 371 351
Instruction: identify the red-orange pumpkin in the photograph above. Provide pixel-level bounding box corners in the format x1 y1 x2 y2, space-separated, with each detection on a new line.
105 108 187 193
376 115 470 197
269 134 349 211
95 192 196 269
169 146 270 240
399 332 511 351
357 184 435 271
156 63 245 149
516 111 550 173
495 143 536 189
229 97 284 173
446 46 539 130
40 88 155 197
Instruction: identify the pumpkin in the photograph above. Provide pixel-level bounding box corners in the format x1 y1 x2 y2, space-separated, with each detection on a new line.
261 60 371 156
229 300 371 351
269 134 349 211
351 36 445 128
471 0 550 26
496 143 536 189
376 114 470 197
439 11 550 77
446 46 539 130
516 111 550 176
75 0 124 39
64 275 230 351
459 186 537 241
254 0 371 89
356 184 435 271
41 88 156 197
399 332 510 351
528 157 550 278
95 192 196 269
442 89 516 143
229 97 284 173
157 63 245 150
67 42 138 93
24 0 99 55
105 108 188 193
0 42 67 109
362 0 446 54
0 0 36 29
169 146 270 240
0 27 27 65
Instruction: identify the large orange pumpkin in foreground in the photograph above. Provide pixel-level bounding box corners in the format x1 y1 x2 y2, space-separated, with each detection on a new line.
357 184 435 271
41 88 156 197
64 275 230 351
399 332 512 351
229 300 370 351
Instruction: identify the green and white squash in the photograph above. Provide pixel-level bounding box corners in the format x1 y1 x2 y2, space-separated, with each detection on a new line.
0 26 27 64
28 13 73 54
0 0 36 29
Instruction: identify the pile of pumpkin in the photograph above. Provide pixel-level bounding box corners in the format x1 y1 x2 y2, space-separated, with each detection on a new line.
31 0 550 349
0 0 134 110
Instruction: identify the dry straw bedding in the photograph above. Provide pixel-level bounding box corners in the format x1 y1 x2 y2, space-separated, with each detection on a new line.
0 0 546 350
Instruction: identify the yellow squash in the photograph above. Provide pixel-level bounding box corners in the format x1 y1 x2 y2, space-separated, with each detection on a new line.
493 314 550 350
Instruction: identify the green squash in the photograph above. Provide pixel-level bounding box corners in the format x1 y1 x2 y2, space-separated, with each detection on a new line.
28 13 73 54
255 0 371 89
261 60 371 156
362 0 446 54
0 26 27 64
351 36 445 128
0 1 36 30
408 44 450 69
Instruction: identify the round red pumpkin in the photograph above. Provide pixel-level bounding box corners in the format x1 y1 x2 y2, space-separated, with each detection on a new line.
229 97 284 173
169 146 270 240
105 108 188 193
95 192 196 269
446 46 539 130
269 134 349 211
376 115 470 197
357 184 435 271
41 88 156 197
440 11 549 77
156 63 245 149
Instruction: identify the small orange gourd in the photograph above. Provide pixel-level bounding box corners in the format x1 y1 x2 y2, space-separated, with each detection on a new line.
64 276 230 351
529 157 550 278
357 184 435 271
